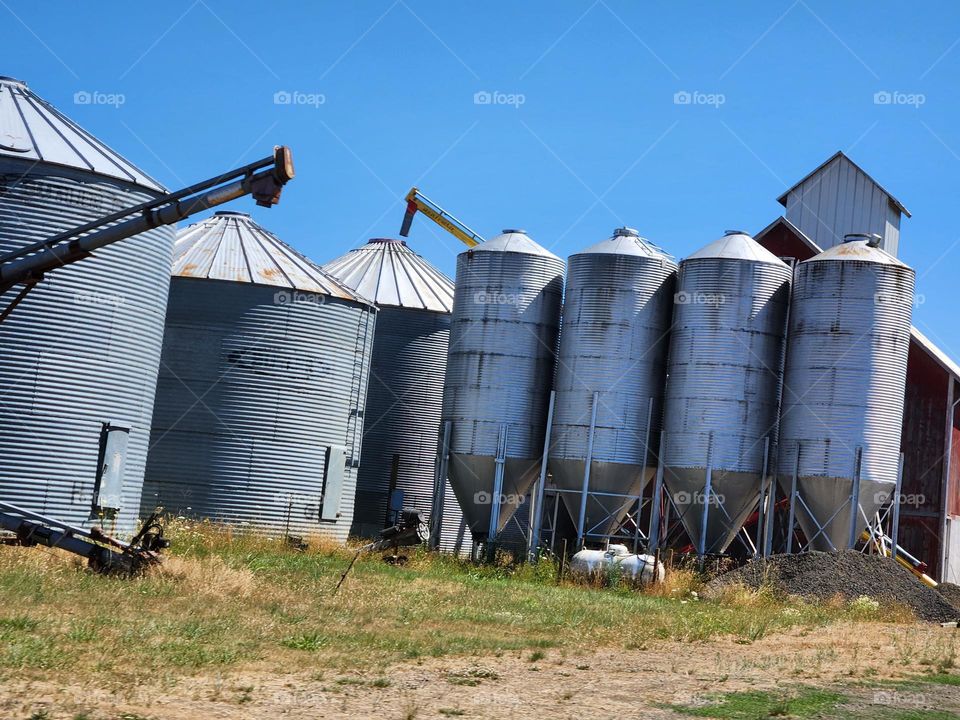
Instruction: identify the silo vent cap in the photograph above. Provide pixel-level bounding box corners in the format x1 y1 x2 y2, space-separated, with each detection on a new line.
724 229 749 236
367 238 407 245
502 228 526 235
0 76 26 87
213 211 251 218
844 232 882 247
613 227 640 238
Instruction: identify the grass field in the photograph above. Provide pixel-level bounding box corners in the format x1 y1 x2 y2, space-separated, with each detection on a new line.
0 520 958 719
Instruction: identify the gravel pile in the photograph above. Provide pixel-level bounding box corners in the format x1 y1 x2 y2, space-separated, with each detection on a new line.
936 582 960 612
707 550 960 623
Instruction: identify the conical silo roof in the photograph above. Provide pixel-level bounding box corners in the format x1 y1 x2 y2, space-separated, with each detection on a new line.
685 230 787 266
172 212 371 303
470 229 560 258
324 238 454 312
0 76 164 192
804 234 910 267
575 226 675 260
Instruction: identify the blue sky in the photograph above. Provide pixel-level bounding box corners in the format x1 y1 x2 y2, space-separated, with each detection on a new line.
5 1 960 356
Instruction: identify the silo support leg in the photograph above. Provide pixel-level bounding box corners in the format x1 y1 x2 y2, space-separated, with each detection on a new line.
529 391 556 562
576 392 600 549
486 424 508 561
647 431 666 553
891 452 904 561
848 447 864 550
429 421 452 550
786 443 800 554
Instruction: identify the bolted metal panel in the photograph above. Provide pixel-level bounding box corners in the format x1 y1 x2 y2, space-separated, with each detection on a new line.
143 214 376 543
778 237 915 550
0 163 173 535
442 230 564 540
549 228 677 537
324 239 455 539
662 231 791 553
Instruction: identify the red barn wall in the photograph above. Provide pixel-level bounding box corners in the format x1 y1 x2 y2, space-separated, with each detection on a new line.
899 344 948 578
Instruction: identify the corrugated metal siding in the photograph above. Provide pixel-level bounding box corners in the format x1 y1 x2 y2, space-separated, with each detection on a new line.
351 307 450 537
142 278 375 542
443 243 565 538
663 257 791 472
0 162 173 534
784 155 901 255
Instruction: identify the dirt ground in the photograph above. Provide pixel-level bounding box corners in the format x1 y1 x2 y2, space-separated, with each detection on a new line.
3 621 959 719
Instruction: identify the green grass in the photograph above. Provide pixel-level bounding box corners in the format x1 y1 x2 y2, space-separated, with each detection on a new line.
0 519 905 680
668 688 844 718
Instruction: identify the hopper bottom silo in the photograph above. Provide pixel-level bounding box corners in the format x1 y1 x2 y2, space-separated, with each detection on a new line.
551 462 650 538
447 454 539 540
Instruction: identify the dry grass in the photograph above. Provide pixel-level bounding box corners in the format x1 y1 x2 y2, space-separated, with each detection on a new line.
0 520 926 688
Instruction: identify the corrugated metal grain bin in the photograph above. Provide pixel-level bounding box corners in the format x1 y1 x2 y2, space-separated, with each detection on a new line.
0 77 174 534
323 238 469 547
779 234 915 550
549 228 676 539
442 230 564 541
141 212 376 542
662 231 791 554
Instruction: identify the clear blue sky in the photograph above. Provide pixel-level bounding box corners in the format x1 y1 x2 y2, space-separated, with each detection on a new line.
5 1 960 357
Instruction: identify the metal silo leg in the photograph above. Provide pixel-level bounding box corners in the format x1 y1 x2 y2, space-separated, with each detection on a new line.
891 452 904 561
529 391 556 562
576 392 600 549
786 443 800 554
848 447 864 550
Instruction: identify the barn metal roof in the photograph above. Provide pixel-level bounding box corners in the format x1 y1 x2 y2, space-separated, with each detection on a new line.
685 230 788 266
0 76 165 192
777 151 911 218
323 238 454 312
172 212 371 302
